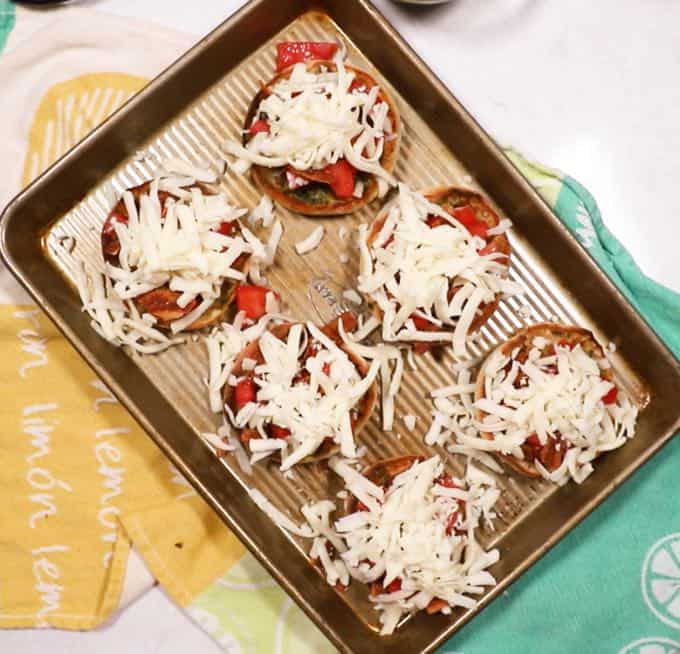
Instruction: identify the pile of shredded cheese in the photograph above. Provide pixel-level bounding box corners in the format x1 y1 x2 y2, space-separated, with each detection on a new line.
427 336 638 484
75 267 186 354
226 322 380 470
222 54 395 194
204 310 285 413
358 184 521 355
76 160 282 352
327 456 499 634
250 455 499 635
337 315 406 432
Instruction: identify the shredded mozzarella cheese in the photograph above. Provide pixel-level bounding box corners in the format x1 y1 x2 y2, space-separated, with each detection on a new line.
403 414 417 432
248 195 275 227
75 264 185 354
228 322 379 470
337 319 405 432
222 55 396 186
204 313 285 413
75 160 282 351
295 225 325 255
329 455 499 634
428 335 638 484
357 184 521 355
342 289 363 305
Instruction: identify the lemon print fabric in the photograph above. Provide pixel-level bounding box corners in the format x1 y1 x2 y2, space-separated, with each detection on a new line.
642 534 680 629
0 71 244 631
21 72 146 185
618 638 680 654
188 554 333 654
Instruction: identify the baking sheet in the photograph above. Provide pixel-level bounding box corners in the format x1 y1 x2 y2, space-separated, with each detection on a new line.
2 1 679 652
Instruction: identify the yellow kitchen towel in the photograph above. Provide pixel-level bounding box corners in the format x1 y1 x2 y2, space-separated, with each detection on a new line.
0 306 247 629
0 7 246 630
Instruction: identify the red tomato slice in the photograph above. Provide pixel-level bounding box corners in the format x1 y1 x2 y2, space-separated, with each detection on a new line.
325 159 356 198
234 378 257 409
525 433 541 448
452 205 488 239
235 285 275 320
276 41 338 71
216 220 237 236
355 500 369 512
436 474 456 489
270 424 291 439
384 578 402 594
289 159 356 199
478 240 507 258
248 119 270 135
602 385 618 405
445 510 459 536
410 313 436 331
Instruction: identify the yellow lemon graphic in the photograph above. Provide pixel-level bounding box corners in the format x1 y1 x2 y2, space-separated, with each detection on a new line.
22 72 147 186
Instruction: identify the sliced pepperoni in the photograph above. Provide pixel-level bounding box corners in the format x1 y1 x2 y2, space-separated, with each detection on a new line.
135 288 198 323
248 119 270 135
101 210 128 257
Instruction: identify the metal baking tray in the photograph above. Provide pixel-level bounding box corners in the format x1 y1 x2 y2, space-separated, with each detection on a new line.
2 1 679 652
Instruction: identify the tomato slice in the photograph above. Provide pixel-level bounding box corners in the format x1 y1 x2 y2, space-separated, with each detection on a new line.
270 424 291 439
602 385 618 405
410 314 433 331
452 205 488 239
445 510 460 536
235 284 275 320
248 119 270 135
525 433 541 448
234 378 257 409
289 159 356 199
326 159 356 198
355 499 369 512
216 220 237 236
276 41 339 71
384 578 402 594
436 473 456 489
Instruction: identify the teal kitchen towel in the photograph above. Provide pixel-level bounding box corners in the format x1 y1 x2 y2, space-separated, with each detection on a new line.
439 151 680 654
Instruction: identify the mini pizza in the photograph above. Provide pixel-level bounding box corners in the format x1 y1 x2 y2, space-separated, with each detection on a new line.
222 41 400 215
474 323 638 483
100 172 274 335
223 313 379 470
328 455 499 635
358 183 519 355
